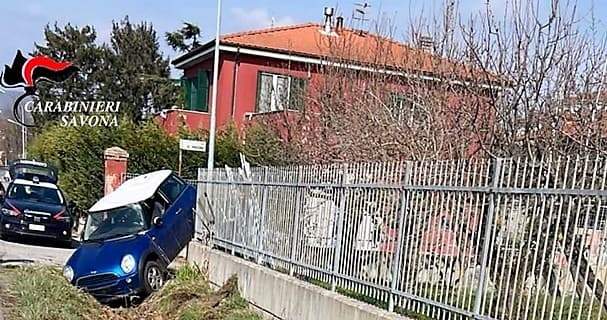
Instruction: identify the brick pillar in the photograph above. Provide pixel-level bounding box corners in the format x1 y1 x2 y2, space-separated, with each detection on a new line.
104 147 129 195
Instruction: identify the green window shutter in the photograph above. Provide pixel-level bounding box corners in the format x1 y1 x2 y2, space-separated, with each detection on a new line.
184 78 192 110
190 76 198 111
197 70 209 112
289 77 307 111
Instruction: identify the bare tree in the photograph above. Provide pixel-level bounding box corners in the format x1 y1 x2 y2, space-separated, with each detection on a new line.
253 0 607 317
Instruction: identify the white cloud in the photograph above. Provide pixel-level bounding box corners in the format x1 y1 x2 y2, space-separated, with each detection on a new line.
230 7 296 30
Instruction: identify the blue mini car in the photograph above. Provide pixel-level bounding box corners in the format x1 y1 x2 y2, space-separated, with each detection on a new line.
63 170 196 302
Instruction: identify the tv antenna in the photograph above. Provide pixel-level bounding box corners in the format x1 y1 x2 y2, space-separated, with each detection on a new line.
352 2 371 32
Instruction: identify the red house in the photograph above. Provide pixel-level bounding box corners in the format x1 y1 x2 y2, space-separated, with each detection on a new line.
161 17 497 142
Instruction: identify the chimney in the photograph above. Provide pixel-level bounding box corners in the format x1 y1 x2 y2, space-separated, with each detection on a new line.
323 7 335 34
336 16 344 32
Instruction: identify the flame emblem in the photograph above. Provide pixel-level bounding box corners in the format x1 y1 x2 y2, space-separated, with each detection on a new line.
0 50 78 127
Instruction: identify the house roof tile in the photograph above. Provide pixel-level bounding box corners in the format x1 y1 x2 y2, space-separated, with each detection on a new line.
174 23 498 83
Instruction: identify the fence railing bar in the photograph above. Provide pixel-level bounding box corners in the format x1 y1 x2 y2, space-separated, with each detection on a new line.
289 166 303 276
392 288 480 319
256 168 269 264
331 168 347 291
188 156 607 320
216 237 368 282
474 158 503 316
388 172 409 311
195 179 607 198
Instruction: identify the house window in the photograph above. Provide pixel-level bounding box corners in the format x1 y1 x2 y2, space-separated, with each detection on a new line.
256 72 306 113
182 69 209 112
390 94 423 127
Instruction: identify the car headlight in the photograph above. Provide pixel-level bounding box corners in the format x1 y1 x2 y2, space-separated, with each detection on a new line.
1 208 20 216
121 254 136 274
63 265 74 282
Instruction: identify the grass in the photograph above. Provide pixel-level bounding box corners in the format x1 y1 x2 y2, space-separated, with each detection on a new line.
492 292 607 320
0 266 110 320
140 264 262 320
303 274 607 320
304 277 433 320
0 264 261 320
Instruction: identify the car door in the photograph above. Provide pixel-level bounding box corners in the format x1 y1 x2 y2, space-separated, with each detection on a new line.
147 191 181 261
172 183 195 246
158 175 194 248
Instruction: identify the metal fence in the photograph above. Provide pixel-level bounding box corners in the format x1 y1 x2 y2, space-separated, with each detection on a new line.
194 157 607 320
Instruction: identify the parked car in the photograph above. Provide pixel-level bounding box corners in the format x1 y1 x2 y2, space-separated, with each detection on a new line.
8 159 58 184
0 177 73 244
63 170 196 303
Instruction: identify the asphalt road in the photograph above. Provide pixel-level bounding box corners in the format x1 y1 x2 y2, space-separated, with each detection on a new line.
0 238 75 266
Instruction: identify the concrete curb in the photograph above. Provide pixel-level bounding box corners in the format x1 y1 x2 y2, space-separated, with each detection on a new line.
188 242 412 320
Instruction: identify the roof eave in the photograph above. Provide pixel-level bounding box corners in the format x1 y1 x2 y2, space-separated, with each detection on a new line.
171 40 216 68
172 41 507 91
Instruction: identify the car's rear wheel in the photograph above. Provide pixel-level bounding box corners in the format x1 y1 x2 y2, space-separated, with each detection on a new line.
142 260 165 296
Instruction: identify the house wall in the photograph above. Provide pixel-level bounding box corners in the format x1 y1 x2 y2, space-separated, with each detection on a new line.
159 52 314 135
160 52 494 157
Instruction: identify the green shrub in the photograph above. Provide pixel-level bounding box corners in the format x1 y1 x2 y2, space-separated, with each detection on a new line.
0 265 261 320
243 122 299 166
28 119 299 212
29 119 180 210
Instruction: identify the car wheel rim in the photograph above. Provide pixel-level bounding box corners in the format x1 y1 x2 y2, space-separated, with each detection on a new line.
147 266 163 291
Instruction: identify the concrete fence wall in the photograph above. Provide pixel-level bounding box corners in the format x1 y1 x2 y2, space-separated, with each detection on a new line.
187 242 410 320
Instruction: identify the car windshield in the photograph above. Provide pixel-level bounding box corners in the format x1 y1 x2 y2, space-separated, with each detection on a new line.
7 183 63 205
83 203 152 241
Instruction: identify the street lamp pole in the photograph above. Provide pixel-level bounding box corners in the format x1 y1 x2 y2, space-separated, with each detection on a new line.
207 0 222 174
6 119 27 159
22 121 26 159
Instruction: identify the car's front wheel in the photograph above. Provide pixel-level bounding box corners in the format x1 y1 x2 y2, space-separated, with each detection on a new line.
142 260 165 296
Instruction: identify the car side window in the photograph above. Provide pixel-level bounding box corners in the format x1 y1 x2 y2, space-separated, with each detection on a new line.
158 175 186 204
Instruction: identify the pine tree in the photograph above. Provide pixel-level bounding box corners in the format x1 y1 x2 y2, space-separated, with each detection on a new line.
34 23 107 125
33 17 180 126
165 22 201 53
106 16 179 121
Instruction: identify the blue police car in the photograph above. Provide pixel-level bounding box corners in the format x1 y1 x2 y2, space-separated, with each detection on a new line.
63 170 196 302
8 160 59 184
0 177 73 244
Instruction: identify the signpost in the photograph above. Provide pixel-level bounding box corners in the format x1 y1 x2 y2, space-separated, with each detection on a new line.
179 139 206 176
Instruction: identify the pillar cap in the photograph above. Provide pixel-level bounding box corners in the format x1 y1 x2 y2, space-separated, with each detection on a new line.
104 147 129 160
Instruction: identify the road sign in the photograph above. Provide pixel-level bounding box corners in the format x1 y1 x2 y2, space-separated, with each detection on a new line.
179 139 206 152
178 139 207 176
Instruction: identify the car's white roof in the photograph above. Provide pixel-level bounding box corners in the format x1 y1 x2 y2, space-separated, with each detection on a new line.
89 170 172 213
12 178 58 190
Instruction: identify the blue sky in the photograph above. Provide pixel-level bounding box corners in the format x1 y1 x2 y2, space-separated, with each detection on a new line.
0 0 605 76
